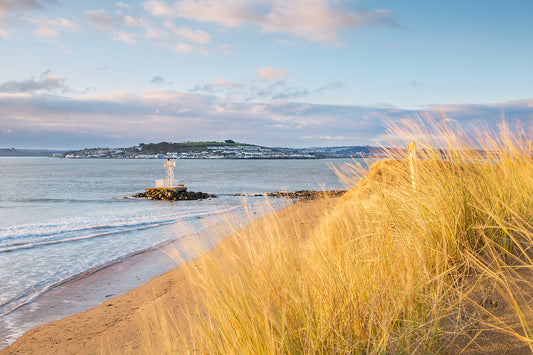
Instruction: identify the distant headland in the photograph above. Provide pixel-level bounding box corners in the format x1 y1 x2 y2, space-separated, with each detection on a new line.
1 141 384 159
59 140 382 159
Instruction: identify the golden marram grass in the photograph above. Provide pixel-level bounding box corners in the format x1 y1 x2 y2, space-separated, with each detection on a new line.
141 118 533 354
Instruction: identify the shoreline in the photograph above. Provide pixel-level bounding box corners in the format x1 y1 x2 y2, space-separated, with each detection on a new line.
0 198 288 350
0 241 179 349
1 197 334 353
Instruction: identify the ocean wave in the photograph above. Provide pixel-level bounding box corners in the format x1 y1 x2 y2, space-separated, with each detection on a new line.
0 236 182 318
0 221 175 252
0 203 248 317
0 197 98 204
0 206 241 253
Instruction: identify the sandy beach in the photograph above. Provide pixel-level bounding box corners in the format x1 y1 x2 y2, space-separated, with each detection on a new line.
2 197 335 354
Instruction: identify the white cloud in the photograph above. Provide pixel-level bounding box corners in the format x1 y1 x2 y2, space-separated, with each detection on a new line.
251 104 266 114
163 20 211 44
143 0 400 43
191 77 243 93
0 71 69 93
23 17 79 30
122 15 143 27
46 18 79 30
0 0 46 16
143 0 173 17
22 17 79 41
0 28 8 38
191 68 342 101
175 42 194 53
85 7 215 53
143 23 168 40
174 42 207 54
112 30 137 44
255 66 289 81
172 0 258 27
260 1 398 42
34 26 57 37
85 9 117 28
169 24 211 44
211 78 241 87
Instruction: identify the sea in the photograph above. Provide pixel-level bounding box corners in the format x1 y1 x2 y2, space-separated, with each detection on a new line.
0 157 359 348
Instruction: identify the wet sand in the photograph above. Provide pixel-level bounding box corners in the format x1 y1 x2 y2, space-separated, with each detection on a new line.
0 244 178 349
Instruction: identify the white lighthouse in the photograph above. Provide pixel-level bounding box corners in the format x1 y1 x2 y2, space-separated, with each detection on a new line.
155 159 185 191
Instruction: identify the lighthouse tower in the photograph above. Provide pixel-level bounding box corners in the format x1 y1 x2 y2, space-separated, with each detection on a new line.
155 159 184 190
164 159 176 187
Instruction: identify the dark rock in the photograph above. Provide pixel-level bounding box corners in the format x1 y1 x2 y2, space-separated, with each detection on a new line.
232 190 346 201
133 188 216 201
267 190 346 201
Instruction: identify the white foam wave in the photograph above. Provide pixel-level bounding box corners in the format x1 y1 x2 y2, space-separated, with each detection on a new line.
0 205 242 252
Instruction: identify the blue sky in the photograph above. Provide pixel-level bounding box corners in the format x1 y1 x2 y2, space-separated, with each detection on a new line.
0 0 532 149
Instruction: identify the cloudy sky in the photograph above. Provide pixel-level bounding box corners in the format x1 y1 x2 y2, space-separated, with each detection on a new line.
0 0 532 149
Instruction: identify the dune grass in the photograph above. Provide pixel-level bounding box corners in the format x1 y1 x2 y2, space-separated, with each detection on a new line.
145 118 533 354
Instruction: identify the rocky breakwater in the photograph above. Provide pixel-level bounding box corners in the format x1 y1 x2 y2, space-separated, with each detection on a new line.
267 190 346 201
134 187 216 201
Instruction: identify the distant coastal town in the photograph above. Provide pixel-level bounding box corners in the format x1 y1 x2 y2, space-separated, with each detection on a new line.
0 141 380 159
60 141 378 159
63 142 315 159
